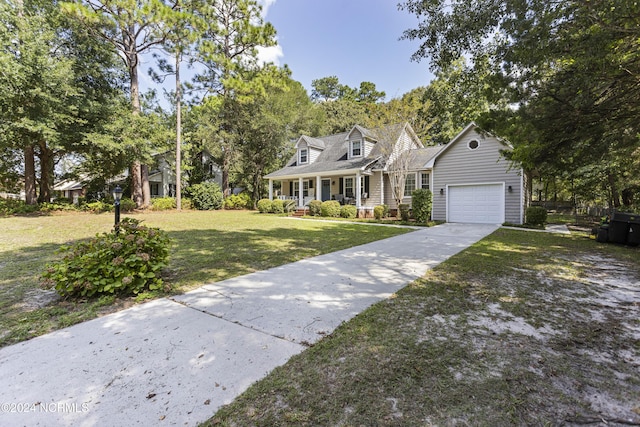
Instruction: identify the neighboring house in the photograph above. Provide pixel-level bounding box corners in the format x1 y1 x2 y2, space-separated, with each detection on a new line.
53 177 87 204
265 122 525 224
54 151 224 202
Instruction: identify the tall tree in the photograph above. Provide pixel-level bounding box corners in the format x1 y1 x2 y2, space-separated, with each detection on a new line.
401 0 640 208
63 0 180 207
192 0 276 197
231 66 318 203
0 0 120 203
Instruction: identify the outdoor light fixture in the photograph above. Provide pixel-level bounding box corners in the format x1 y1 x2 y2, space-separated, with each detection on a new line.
440 188 444 195
112 185 123 232
508 185 513 193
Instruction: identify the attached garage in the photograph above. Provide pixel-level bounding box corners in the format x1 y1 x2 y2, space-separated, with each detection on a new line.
447 184 505 224
429 123 525 225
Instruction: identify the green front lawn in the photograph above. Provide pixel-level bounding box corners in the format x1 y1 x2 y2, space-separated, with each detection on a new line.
205 229 640 426
0 210 410 348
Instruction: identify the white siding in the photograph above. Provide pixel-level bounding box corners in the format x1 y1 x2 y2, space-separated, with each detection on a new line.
309 147 322 163
364 140 376 157
432 127 523 224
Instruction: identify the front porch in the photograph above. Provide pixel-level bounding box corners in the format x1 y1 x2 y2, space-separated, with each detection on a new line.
267 171 383 212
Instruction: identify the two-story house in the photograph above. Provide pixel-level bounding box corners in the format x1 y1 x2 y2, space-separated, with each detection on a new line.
265 122 526 224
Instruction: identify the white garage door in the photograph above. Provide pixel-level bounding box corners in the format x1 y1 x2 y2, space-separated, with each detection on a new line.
448 184 504 224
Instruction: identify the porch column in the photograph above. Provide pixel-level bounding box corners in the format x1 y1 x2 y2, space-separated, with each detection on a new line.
268 179 273 200
316 175 321 201
380 171 385 205
355 171 362 208
298 176 304 208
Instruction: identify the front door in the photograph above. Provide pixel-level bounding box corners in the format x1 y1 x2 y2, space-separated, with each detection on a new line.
321 179 331 201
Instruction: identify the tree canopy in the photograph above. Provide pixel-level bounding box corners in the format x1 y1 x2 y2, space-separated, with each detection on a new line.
401 0 640 208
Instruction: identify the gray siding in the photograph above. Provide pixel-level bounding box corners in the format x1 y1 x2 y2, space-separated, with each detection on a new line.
432 127 523 224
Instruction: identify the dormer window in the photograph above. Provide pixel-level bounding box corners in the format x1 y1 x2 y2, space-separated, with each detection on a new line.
299 148 308 164
351 140 362 157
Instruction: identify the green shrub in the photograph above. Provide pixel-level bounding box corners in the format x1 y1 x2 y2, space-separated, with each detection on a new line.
180 198 193 210
526 206 548 226
320 200 341 217
399 204 411 221
120 198 136 212
0 198 40 215
151 197 176 211
309 200 322 216
283 199 296 213
39 201 79 212
340 205 357 219
224 193 252 210
257 198 273 213
83 200 112 213
374 205 385 220
271 199 284 214
186 182 223 210
411 189 432 223
41 218 170 298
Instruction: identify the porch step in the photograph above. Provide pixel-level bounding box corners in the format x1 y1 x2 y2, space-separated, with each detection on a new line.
292 208 306 217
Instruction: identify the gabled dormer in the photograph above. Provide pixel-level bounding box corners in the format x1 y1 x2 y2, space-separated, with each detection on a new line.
294 135 325 165
346 125 378 160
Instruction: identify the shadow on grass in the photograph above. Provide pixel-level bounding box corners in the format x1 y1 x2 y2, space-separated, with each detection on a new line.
0 222 408 348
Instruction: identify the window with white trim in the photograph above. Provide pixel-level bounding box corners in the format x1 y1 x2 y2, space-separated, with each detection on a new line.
350 140 362 157
421 173 430 190
344 177 354 198
404 173 416 197
299 148 308 164
293 181 310 197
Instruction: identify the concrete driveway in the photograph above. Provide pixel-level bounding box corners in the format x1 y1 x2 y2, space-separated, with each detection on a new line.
0 223 498 426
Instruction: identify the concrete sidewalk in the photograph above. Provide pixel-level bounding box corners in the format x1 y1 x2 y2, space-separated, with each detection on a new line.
0 223 498 427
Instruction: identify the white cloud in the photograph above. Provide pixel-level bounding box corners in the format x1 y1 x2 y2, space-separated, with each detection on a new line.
258 0 276 17
257 43 284 66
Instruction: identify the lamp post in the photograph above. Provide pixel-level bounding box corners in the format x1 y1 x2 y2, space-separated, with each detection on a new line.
112 185 123 232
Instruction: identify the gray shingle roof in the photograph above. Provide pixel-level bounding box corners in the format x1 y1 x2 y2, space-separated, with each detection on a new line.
407 146 444 170
266 123 420 179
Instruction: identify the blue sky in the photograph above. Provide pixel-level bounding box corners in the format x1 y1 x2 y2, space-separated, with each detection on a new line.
258 0 434 100
139 1 433 105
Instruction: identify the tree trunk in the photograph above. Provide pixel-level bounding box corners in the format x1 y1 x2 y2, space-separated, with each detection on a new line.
222 150 231 197
131 162 143 207
127 39 146 208
608 172 621 208
37 141 54 203
175 52 182 210
141 164 151 207
24 145 37 205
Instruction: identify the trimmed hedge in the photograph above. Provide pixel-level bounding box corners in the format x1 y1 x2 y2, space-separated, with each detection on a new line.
257 198 272 213
186 182 223 210
151 197 176 211
340 205 357 219
526 206 548 226
411 189 432 223
272 199 284 214
399 204 411 221
320 200 341 217
309 200 322 216
224 193 252 210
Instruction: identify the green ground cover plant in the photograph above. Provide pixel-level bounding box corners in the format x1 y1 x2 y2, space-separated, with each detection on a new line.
0 211 409 348
205 229 640 426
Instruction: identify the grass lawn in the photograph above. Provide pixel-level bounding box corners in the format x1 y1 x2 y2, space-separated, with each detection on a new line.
0 210 410 348
205 228 640 426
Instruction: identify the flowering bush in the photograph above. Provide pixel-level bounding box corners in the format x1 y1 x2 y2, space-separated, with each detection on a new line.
41 218 170 298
